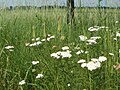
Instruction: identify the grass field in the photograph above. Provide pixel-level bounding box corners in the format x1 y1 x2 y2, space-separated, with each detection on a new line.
0 8 120 90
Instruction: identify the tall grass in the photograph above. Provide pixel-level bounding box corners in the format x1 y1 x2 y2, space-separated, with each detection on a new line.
0 7 120 90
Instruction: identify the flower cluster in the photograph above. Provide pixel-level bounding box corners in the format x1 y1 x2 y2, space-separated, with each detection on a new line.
26 34 55 47
77 56 107 71
76 50 88 55
19 60 44 85
88 26 108 32
4 45 14 51
79 35 101 45
51 46 72 59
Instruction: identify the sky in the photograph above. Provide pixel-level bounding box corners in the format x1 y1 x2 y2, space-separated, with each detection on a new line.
0 0 120 8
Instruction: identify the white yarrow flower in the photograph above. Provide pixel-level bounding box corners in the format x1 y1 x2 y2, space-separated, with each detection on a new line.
67 83 70 87
98 56 107 62
51 53 60 59
81 63 87 68
62 46 69 50
19 80 26 85
87 61 97 71
109 53 114 56
91 58 99 62
36 74 44 79
79 35 87 41
32 61 39 65
116 32 120 37
77 59 86 64
5 46 14 49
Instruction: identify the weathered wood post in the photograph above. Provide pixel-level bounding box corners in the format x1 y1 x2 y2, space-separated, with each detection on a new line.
67 0 74 24
98 0 102 8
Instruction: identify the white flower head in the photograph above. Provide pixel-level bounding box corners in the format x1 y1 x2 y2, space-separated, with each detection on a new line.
113 38 117 41
116 32 120 37
98 56 107 62
94 61 101 68
25 43 30 46
47 38 51 41
87 61 97 71
91 58 99 62
19 80 26 85
79 35 87 41
115 21 118 24
36 74 44 79
47 34 51 36
29 41 42 47
41 39 46 42
87 39 97 45
67 83 70 87
81 63 87 68
76 50 84 55
50 36 55 39
90 36 101 40
62 46 69 50
77 59 86 64
88 27 99 32
5 46 14 49
51 53 60 59
60 51 72 58
109 53 114 56
32 61 39 65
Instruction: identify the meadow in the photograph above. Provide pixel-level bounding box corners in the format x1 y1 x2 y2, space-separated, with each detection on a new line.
0 7 120 90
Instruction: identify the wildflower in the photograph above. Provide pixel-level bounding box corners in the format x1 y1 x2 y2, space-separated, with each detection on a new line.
77 59 86 64
87 39 97 45
100 26 108 29
76 50 84 55
9 49 14 52
60 51 72 58
29 41 42 47
51 53 60 59
32 37 40 41
36 74 44 79
91 58 99 62
87 61 97 71
90 36 101 40
98 56 107 62
81 63 87 68
85 51 89 54
47 38 51 41
32 61 39 65
5 46 14 49
109 53 114 56
47 34 51 36
79 35 87 41
49 35 55 39
41 39 46 42
115 21 118 24
94 61 101 68
88 27 99 32
25 43 30 46
113 38 117 41
67 83 70 87
19 80 26 85
116 32 120 37
71 71 73 73
62 46 69 50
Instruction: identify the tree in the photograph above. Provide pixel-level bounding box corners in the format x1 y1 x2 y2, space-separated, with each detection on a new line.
67 0 74 24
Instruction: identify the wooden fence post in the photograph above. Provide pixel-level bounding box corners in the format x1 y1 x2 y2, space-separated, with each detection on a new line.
67 0 74 24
